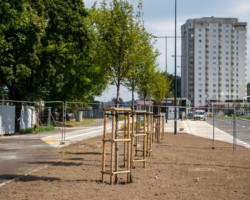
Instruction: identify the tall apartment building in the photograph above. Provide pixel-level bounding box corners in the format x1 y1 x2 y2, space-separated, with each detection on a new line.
181 17 247 107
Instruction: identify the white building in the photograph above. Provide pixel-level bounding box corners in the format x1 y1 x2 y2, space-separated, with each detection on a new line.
181 17 247 107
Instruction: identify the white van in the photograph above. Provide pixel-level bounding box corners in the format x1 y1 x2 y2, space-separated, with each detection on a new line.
193 110 206 121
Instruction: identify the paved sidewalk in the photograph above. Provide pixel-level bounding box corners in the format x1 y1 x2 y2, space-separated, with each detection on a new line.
42 120 124 148
183 120 249 148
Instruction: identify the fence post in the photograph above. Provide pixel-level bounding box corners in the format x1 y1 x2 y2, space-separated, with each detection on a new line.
233 108 237 150
212 106 215 149
60 102 65 144
64 101 67 142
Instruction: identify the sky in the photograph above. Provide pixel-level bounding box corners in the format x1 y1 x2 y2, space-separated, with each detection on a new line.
84 0 250 102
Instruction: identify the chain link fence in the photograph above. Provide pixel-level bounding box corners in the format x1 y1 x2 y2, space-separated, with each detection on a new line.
0 100 249 150
0 100 64 142
153 105 249 150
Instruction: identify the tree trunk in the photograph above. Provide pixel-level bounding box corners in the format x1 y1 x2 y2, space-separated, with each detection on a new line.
132 86 135 111
10 82 22 133
143 92 146 111
14 102 22 133
116 82 120 108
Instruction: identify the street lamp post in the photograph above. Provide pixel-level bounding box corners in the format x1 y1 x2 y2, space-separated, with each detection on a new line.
174 0 177 134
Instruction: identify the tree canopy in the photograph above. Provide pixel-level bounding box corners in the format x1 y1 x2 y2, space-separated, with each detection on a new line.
0 0 162 106
0 0 108 101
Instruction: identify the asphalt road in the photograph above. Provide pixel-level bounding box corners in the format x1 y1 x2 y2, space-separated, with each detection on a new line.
0 132 60 185
0 120 110 186
206 117 250 145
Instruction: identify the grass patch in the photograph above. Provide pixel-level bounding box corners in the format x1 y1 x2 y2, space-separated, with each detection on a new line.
19 125 56 134
65 118 96 127
238 116 250 120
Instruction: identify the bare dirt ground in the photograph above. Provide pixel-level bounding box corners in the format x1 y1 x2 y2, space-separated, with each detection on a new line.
0 133 249 200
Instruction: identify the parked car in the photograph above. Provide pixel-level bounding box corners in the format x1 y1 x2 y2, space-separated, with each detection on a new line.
193 110 206 121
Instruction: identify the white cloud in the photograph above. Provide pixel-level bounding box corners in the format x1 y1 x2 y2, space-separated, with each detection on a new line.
230 3 250 15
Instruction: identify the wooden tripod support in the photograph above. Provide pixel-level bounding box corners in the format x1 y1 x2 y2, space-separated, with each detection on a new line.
101 108 131 185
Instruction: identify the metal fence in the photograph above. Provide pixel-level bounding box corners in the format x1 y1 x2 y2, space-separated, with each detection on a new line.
0 100 249 150
0 100 64 141
158 105 250 150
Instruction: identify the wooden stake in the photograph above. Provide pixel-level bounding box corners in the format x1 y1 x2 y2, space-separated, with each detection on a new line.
102 112 107 183
111 110 115 185
143 113 146 168
127 112 131 183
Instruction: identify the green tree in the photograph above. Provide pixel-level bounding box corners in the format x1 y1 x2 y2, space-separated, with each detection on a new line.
0 0 109 132
151 70 171 114
91 0 145 183
136 37 159 109
40 0 108 102
122 0 142 111
0 0 47 131
166 73 181 98
92 0 141 108
0 0 46 101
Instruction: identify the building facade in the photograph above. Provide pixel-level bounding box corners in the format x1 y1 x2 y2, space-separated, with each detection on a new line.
181 17 247 107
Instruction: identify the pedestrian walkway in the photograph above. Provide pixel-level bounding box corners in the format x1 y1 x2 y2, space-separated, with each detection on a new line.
183 120 249 148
